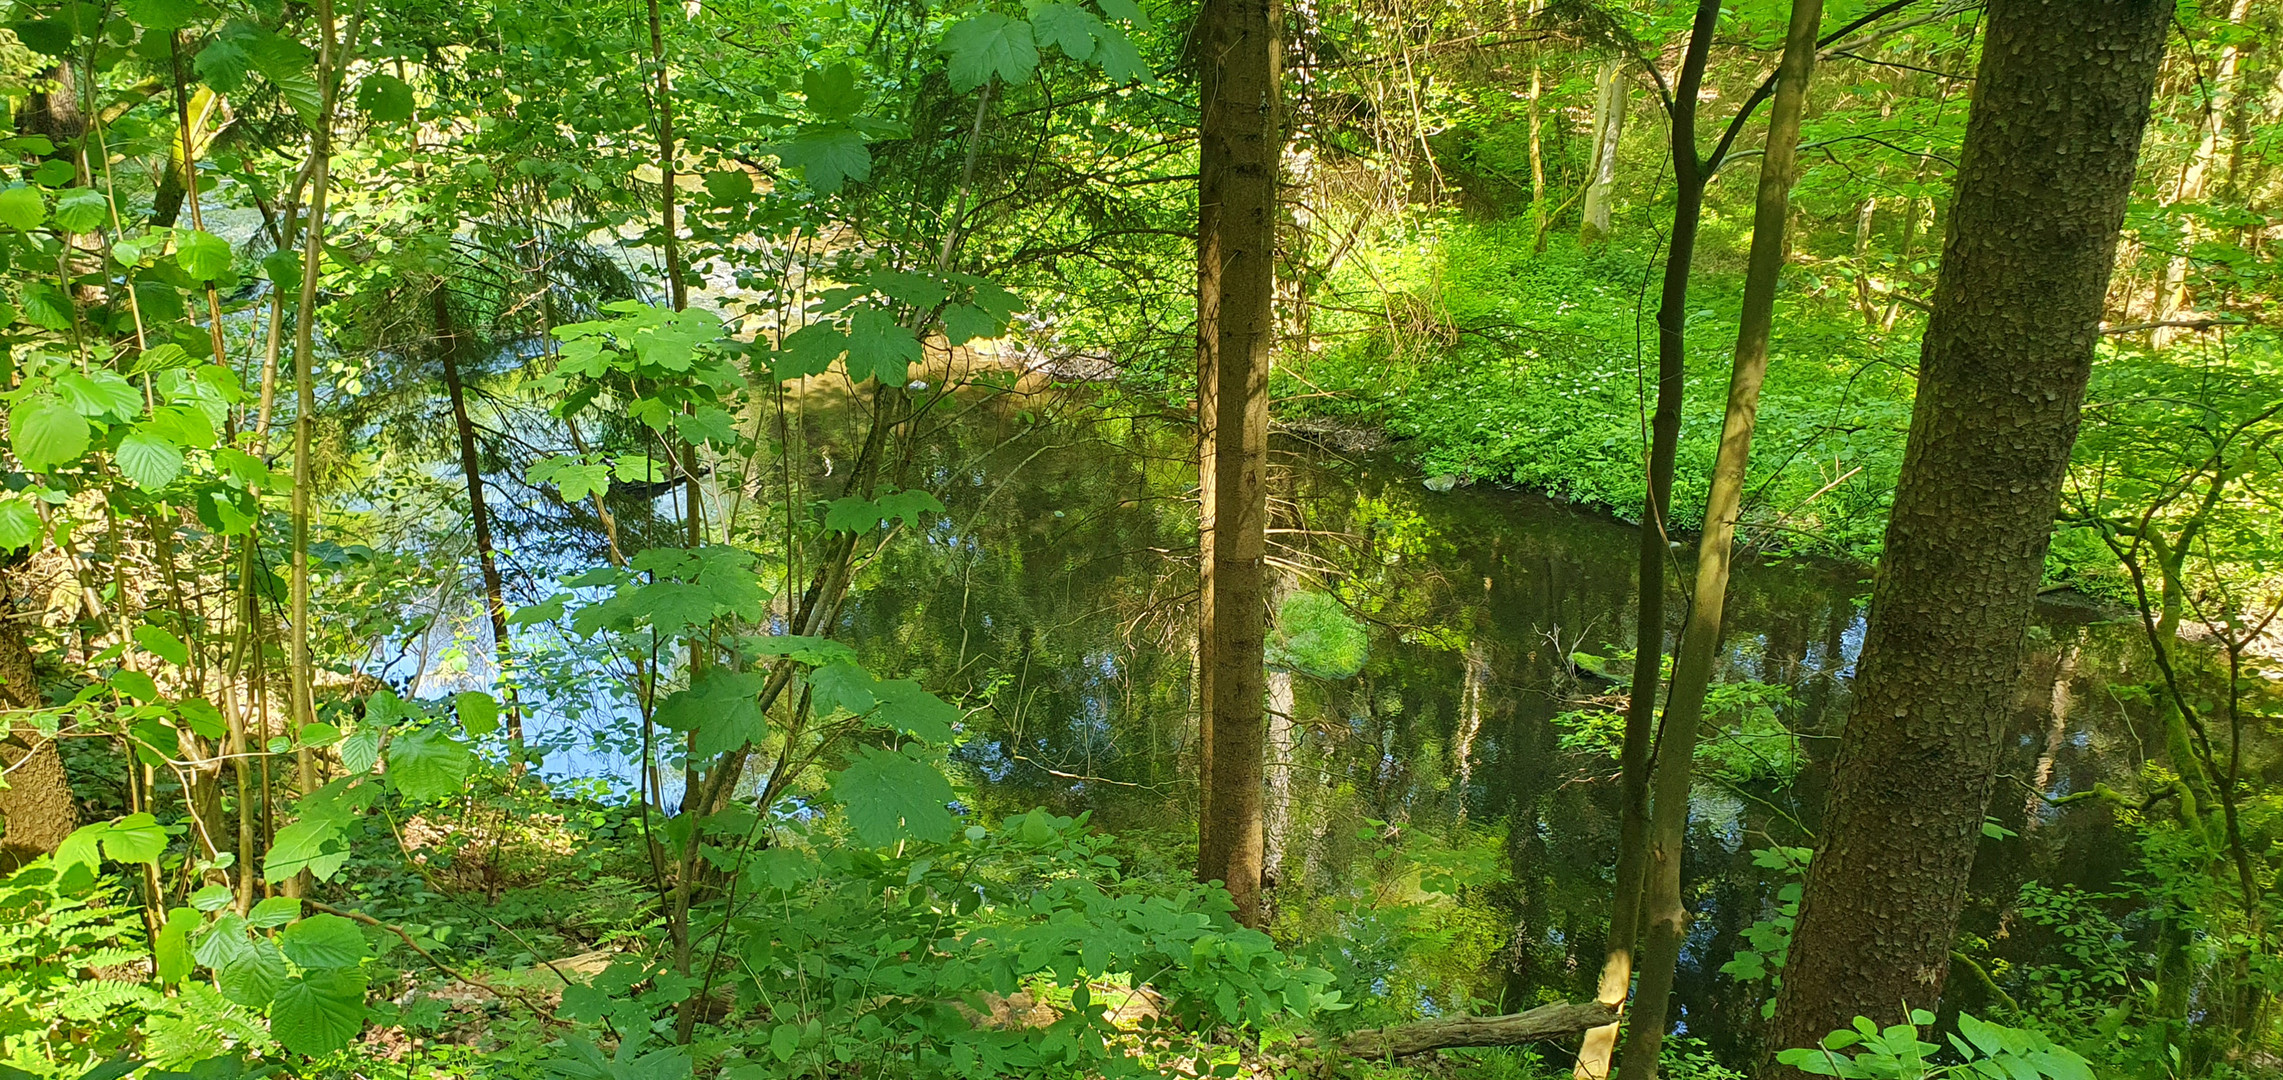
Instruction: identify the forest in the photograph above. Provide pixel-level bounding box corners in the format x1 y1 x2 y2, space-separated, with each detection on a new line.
0 0 2277 1077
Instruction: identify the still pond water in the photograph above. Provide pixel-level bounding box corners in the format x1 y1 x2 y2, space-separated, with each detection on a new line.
521 389 2161 1064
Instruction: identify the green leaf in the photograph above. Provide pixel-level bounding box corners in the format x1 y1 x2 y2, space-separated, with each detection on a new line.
808 660 877 717
216 939 286 1008
655 668 768 759
112 669 160 703
190 884 233 912
769 322 847 381
194 37 251 91
280 914 368 969
670 405 737 447
1091 24 1149 83
355 73 415 121
102 813 169 863
384 726 472 803
1029 3 1101 60
843 307 921 386
19 284 74 331
339 728 381 774
56 371 142 421
0 497 44 551
869 270 951 311
52 189 108 233
133 625 190 665
870 680 958 743
174 229 233 279
117 431 186 491
455 691 500 737
774 125 870 194
832 745 957 846
124 0 212 32
248 895 302 928
11 397 92 471
265 817 350 882
941 12 1039 92
155 906 199 984
0 186 44 231
271 968 369 1056
1097 0 1149 27
702 169 754 202
801 63 864 122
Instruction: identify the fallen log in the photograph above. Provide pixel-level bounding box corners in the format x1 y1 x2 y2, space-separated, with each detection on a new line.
1334 1000 1620 1058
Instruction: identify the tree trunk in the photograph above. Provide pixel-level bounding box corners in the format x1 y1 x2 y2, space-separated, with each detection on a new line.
1763 0 2170 1068
0 596 75 868
1527 5 1549 253
434 288 524 765
1579 60 1626 247
1578 5 1719 1073
1194 0 1279 928
2151 0 2254 347
1616 1 1822 1073
284 4 342 899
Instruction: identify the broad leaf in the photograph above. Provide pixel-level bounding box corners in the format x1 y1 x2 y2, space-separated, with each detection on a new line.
941 12 1039 92
280 914 368 969
11 397 91 471
384 726 472 803
116 431 185 491
775 125 870 193
656 668 770 759
174 229 233 280
0 186 43 230
270 969 369 1056
832 745 957 846
455 691 500 737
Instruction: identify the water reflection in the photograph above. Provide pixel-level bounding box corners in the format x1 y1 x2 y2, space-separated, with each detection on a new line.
820 391 2160 1061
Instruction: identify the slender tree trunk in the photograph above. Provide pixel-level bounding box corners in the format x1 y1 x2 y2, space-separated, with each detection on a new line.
1527 5 1549 253
284 0 342 899
1616 2 1821 1073
433 288 524 766
1764 1 2170 1068
2152 0 2254 347
1576 6 1719 1073
1194 0 1280 928
1580 60 1626 247
647 0 689 313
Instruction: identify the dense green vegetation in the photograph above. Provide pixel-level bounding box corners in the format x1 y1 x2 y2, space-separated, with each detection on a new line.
0 0 2278 1079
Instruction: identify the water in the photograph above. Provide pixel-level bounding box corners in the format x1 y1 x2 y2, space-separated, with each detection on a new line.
444 380 2160 1062
800 386 2161 1062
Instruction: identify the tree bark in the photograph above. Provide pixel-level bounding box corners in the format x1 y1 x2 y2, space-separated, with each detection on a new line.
433 288 524 764
2151 0 2254 347
1616 0 1822 1073
1577 4 1719 1076
1763 1 2171 1068
1341 1001 1618 1058
285 0 343 900
1194 0 1279 928
1580 60 1627 247
0 591 75 868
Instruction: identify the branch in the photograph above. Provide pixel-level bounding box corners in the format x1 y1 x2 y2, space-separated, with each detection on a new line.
1329 1001 1619 1057
2100 317 2251 335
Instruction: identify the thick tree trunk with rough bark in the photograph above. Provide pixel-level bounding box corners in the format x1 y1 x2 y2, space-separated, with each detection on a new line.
1764 1 2170 1068
1194 0 1279 928
0 590 74 867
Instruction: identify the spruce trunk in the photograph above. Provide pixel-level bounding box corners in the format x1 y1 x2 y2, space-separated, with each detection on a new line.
1194 0 1279 927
